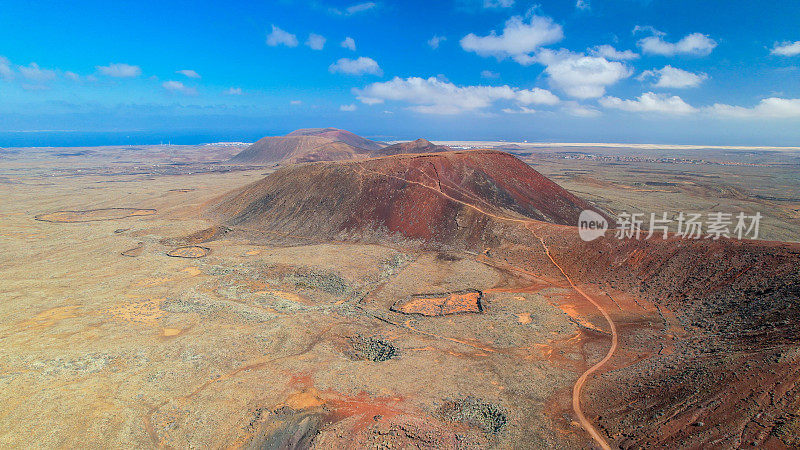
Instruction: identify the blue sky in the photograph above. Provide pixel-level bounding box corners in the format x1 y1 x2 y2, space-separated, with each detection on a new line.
1 0 799 145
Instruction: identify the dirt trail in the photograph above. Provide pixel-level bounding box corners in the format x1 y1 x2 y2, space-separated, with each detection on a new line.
354 162 619 449
528 224 616 450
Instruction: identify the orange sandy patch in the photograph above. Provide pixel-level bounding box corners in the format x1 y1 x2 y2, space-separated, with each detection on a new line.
135 277 174 287
517 313 532 324
391 290 482 316
17 305 80 331
181 266 202 277
282 388 326 410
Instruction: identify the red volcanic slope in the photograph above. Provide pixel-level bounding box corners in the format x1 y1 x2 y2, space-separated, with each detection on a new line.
527 228 800 448
210 150 607 245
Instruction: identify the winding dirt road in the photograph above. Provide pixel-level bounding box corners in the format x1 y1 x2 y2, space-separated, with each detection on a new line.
353 160 620 449
529 225 617 450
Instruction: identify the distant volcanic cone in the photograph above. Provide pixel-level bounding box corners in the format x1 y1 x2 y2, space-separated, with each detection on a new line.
371 138 451 156
210 149 607 247
284 128 384 151
230 128 384 165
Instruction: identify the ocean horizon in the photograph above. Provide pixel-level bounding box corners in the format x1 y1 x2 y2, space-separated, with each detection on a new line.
0 130 278 148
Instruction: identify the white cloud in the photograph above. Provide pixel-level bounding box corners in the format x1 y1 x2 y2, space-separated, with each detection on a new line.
267 25 298 47
600 92 696 114
97 63 141 78
562 101 601 117
480 70 499 78
428 35 446 49
306 33 326 50
516 88 560 105
589 44 639 60
502 106 536 114
340 104 357 111
176 69 200 78
18 62 57 81
331 2 377 15
353 76 559 115
348 2 376 14
357 96 384 105
637 30 717 56
484 0 514 7
329 57 383 76
537 49 632 99
163 80 197 95
706 98 800 118
0 56 13 79
596 93 800 119
341 37 356 51
771 41 800 57
460 15 564 64
632 25 661 36
290 99 302 105
638 65 707 88
576 0 590 10
224 87 243 95
64 71 80 81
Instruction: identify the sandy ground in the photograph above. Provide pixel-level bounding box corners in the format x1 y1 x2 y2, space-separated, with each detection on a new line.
0 148 595 448
2 143 797 447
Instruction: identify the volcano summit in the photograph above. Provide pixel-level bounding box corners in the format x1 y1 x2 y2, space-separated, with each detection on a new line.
230 127 385 165
212 149 605 246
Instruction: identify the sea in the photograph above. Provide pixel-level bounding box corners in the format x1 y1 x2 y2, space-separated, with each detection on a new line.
0 130 272 148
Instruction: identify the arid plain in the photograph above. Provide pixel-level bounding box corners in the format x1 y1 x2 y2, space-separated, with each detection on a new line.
2 136 800 448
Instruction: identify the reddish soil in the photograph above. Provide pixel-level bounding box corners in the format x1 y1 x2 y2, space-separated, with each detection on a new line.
534 232 800 448
391 289 483 316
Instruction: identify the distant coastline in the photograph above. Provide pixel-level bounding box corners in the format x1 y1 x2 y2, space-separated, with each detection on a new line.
1 130 798 151
0 131 268 148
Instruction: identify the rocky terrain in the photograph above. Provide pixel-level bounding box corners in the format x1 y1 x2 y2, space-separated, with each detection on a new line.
2 138 798 448
211 147 800 448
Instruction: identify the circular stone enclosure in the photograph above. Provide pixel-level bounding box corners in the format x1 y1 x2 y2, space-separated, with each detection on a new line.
167 246 211 258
